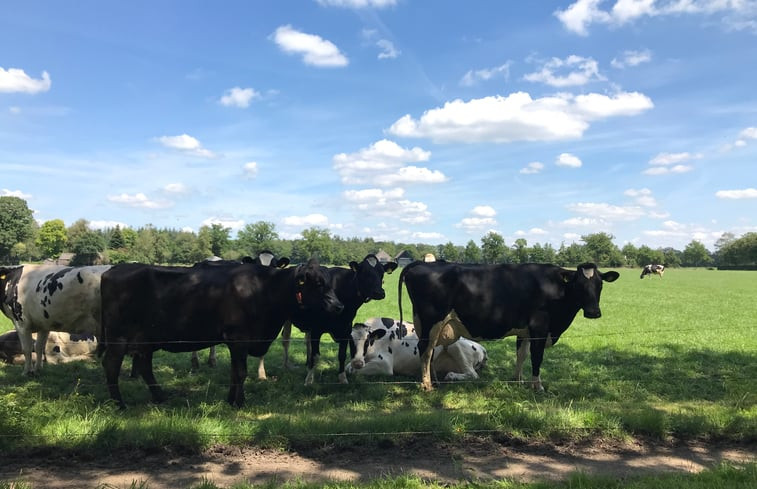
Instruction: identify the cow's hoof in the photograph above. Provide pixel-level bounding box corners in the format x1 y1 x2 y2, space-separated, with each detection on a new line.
421 382 434 392
338 373 348 384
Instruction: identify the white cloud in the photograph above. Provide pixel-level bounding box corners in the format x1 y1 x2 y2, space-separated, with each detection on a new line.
0 67 51 94
243 162 259 178
643 164 693 175
343 188 432 224
715 188 757 199
460 62 511 87
412 231 445 240
625 188 657 207
520 161 544 174
108 193 173 209
201 217 245 231
317 0 397 7
333 139 444 186
387 91 653 143
523 55 605 87
644 151 701 175
457 205 498 233
1 188 32 199
611 49 652 68
89 220 128 230
156 134 217 158
722 126 757 151
219 87 260 108
514 227 548 236
376 39 400 59
556 152 582 168
561 216 606 227
271 25 348 67
556 0 757 35
163 183 190 196
283 213 331 227
9 106 21 114
566 202 646 221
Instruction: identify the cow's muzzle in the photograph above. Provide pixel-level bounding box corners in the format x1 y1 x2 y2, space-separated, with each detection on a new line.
583 309 601 319
350 358 364 370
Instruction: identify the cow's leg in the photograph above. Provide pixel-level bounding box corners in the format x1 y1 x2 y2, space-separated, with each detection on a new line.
227 346 248 407
256 356 267 380
207 345 217 367
528 338 548 392
304 332 320 386
190 350 200 371
135 350 166 403
32 330 50 374
102 343 127 409
514 337 529 382
129 355 140 378
336 339 349 384
15 327 35 375
281 321 293 370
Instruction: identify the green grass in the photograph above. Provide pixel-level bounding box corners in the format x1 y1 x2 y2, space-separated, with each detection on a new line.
0 267 755 455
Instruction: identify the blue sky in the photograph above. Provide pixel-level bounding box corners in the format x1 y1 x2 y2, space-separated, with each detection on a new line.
1 0 756 250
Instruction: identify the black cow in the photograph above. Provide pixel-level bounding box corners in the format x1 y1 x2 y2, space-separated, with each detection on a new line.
640 264 665 279
290 254 397 385
189 252 292 378
100 258 342 408
398 261 619 391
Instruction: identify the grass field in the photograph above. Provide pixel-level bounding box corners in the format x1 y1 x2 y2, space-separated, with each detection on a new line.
0 266 755 456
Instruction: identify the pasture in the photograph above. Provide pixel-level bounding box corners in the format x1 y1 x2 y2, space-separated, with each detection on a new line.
0 266 755 457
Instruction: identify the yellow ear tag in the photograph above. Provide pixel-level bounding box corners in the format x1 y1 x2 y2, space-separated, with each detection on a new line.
298 279 305 286
0 275 5 280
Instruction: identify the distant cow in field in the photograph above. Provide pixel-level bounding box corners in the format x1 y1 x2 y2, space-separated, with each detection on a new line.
100 258 342 408
398 261 619 391
346 317 487 381
290 254 398 385
640 264 665 279
0 330 97 365
0 265 110 374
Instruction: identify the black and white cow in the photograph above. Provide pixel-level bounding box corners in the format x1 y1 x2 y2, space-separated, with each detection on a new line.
0 330 97 365
640 264 665 279
290 254 398 385
188 251 292 379
0 265 110 374
346 317 487 381
398 261 619 391
99 258 342 408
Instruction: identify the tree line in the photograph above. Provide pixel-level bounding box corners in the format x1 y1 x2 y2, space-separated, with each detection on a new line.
1 196 754 268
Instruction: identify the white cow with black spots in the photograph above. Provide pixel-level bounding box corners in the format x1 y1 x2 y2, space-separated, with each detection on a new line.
0 265 110 374
346 317 487 381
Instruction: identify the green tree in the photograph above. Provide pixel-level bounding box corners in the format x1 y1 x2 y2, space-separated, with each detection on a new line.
462 240 481 263
36 219 68 259
529 242 557 263
71 230 105 265
200 224 230 258
636 245 664 267
0 196 35 263
512 238 529 264
438 241 461 262
301 227 334 263
109 225 125 249
238 221 279 256
480 232 506 264
66 219 90 251
556 242 590 267
621 243 638 267
718 232 757 266
581 232 622 266
681 240 713 267
661 247 681 267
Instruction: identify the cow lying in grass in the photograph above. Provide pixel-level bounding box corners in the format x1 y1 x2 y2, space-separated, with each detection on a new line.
346 317 487 381
0 330 97 365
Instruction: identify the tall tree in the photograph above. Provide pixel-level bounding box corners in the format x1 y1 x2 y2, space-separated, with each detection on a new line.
36 219 68 258
109 225 125 249
480 231 506 264
581 232 622 266
66 219 91 251
438 241 461 262
512 238 529 264
0 196 35 263
463 240 481 263
301 227 334 263
681 240 713 267
70 230 105 265
237 221 279 255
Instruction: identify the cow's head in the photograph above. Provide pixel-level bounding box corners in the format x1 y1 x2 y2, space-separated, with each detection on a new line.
561 263 619 319
349 322 388 370
350 254 398 302
255 250 290 269
294 258 344 314
0 266 24 321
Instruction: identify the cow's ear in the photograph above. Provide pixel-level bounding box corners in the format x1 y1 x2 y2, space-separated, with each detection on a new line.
277 257 291 268
383 262 398 274
370 329 387 340
349 261 359 272
601 271 620 283
560 270 575 283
